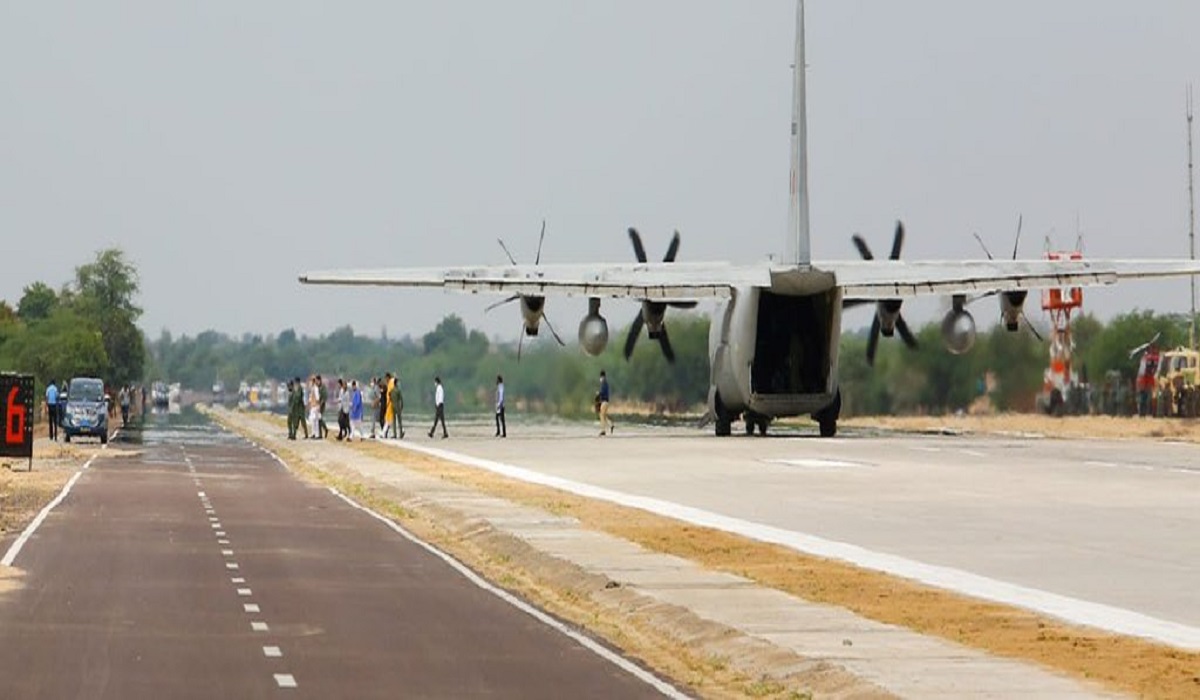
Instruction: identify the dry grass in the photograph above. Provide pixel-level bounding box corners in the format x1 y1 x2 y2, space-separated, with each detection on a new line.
842 413 1200 442
0 440 87 536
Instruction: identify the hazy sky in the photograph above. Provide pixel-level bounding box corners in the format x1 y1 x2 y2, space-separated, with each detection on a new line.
4 1 1200 343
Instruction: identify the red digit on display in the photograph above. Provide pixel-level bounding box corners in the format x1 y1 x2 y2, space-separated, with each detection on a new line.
6 385 25 444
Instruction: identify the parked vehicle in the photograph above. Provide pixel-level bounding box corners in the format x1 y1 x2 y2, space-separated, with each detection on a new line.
63 377 109 444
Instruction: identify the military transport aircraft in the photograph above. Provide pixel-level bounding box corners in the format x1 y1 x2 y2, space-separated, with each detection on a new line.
300 1 1200 438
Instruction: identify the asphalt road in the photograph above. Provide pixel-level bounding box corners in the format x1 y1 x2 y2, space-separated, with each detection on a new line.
0 412 673 699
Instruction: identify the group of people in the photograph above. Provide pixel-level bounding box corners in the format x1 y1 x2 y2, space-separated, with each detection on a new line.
284 373 473 441
283 371 616 441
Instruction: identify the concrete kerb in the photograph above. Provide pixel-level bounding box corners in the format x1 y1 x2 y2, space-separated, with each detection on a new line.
212 409 1117 699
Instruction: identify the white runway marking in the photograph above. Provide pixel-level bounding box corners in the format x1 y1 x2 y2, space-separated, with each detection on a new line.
251 621 269 632
231 577 245 584
959 449 986 458
211 523 221 529
244 603 261 613
274 674 297 688
765 458 868 470
263 646 282 658
215 531 226 537
197 491 206 498
222 549 234 556
226 562 239 570
218 539 230 545
384 440 1200 651
238 588 252 596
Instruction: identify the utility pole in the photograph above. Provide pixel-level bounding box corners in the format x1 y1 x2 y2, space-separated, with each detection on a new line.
1189 84 1196 350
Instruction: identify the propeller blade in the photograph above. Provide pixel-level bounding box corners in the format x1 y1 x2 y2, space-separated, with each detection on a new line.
658 325 676 363
628 228 648 263
542 315 566 346
497 238 519 266
895 315 918 349
623 313 644 360
1022 314 1044 342
1012 214 1023 260
517 327 524 362
667 301 698 309
851 234 874 260
485 295 521 313
866 314 881 366
535 219 546 266
890 221 905 260
973 232 995 260
663 230 681 262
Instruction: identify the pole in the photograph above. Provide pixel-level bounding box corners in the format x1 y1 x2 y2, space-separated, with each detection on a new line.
1188 84 1196 351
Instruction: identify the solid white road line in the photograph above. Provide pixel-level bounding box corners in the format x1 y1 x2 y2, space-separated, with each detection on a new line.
383 440 1200 652
2 452 100 567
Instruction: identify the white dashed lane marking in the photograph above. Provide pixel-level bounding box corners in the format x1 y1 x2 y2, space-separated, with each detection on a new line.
274 674 297 688
192 445 297 690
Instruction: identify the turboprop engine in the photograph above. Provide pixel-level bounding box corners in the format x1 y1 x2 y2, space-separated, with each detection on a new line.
578 298 609 356
999 290 1028 332
941 295 977 355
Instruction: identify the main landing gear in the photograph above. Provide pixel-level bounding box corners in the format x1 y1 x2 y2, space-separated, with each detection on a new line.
812 389 841 438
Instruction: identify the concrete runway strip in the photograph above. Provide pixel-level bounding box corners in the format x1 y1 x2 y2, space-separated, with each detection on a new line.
379 418 1200 648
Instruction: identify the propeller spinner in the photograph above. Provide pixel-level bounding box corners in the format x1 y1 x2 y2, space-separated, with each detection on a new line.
623 228 697 363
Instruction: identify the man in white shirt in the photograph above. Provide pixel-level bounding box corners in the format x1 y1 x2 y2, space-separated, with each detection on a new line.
428 376 448 439
494 375 506 438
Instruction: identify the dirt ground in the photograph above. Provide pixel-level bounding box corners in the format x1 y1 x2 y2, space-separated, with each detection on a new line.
841 412 1200 442
0 439 89 537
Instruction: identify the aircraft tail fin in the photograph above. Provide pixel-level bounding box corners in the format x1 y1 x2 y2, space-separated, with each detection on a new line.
785 0 811 266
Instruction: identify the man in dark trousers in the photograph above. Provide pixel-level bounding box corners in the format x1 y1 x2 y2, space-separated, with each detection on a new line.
428 376 448 439
494 375 506 438
316 374 329 439
389 373 405 439
288 377 308 439
45 379 59 441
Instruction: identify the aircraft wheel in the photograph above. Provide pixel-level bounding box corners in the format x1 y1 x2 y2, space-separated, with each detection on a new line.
744 418 755 436
713 392 733 437
101 433 108 445
757 417 768 436
814 389 841 438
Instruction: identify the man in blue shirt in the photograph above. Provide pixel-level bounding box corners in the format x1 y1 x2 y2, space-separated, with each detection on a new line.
597 371 613 436
45 379 59 441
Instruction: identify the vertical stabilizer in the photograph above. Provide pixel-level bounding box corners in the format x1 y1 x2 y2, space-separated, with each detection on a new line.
785 0 811 266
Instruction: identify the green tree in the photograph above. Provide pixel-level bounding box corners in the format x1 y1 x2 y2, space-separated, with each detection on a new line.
17 282 58 323
71 249 146 386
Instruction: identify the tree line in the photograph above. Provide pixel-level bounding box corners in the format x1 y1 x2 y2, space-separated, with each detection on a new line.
0 249 145 395
3 248 1193 416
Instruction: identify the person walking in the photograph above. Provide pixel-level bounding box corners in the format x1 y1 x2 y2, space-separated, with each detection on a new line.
45 379 59 441
428 376 448 439
316 374 329 439
119 386 131 427
349 380 364 440
597 370 613 436
285 379 298 439
383 372 395 438
389 374 405 439
378 375 390 439
336 378 350 440
494 375 506 438
307 376 322 439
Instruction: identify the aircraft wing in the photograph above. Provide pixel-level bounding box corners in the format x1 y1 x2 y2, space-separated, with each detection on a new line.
299 262 771 302
827 259 1200 300
302 258 1200 302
